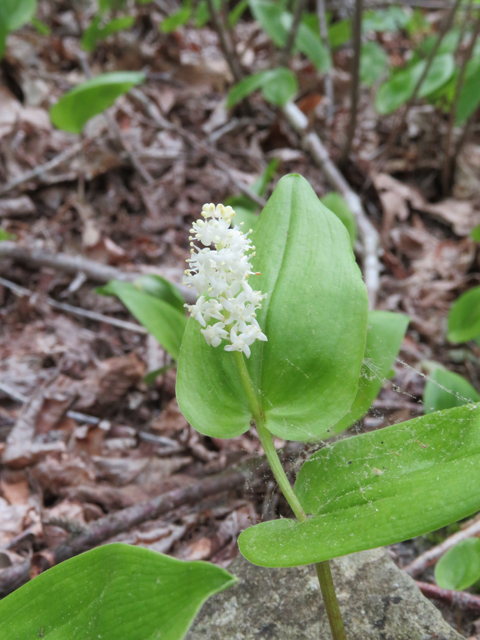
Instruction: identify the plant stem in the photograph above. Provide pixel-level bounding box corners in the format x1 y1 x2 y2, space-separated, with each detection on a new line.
232 350 348 640
316 561 348 640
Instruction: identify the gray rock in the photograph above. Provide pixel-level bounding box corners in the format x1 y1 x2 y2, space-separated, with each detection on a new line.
187 548 464 640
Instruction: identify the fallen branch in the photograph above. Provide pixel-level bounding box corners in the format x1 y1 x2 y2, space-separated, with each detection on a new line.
0 241 195 303
282 102 381 309
0 142 84 197
340 0 363 165
0 459 267 599
0 275 148 334
416 581 480 615
404 516 480 578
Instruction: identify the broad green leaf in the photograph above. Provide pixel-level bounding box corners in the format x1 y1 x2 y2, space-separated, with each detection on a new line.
405 8 430 38
471 224 480 242
261 67 298 106
99 0 127 12
249 0 330 72
332 310 409 435
227 68 297 108
31 17 50 35
239 404 480 567
328 19 351 49
229 0 249 27
435 539 480 591
0 543 236 640
177 174 369 441
362 7 409 33
195 0 223 27
0 0 36 31
418 29 461 57
227 72 265 108
448 286 480 343
133 275 186 314
320 192 357 245
160 5 192 33
97 280 186 360
49 71 145 134
375 54 454 114
360 41 388 87
82 16 135 51
424 366 479 414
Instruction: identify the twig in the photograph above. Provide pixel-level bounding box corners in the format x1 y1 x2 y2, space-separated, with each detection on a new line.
416 581 480 615
0 241 194 303
206 0 243 82
404 516 480 578
0 275 148 334
0 460 266 598
340 0 363 165
279 0 307 68
128 89 266 208
317 0 335 128
282 101 381 308
378 0 462 165
442 7 480 192
0 143 84 197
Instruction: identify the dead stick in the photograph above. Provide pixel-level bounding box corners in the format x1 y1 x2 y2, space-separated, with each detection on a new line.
279 0 307 68
0 241 195 303
404 516 480 578
416 581 480 615
282 101 381 308
317 0 335 128
0 143 84 196
442 7 480 191
340 0 363 165
206 0 243 82
0 461 266 599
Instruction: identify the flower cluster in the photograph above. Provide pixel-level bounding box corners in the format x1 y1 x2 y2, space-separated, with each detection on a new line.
183 203 267 358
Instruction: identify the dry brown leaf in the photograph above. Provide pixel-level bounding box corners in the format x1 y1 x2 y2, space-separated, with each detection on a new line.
150 398 188 434
92 456 191 486
32 455 95 495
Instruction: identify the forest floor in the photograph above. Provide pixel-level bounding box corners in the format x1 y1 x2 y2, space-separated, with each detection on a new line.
1 1 480 636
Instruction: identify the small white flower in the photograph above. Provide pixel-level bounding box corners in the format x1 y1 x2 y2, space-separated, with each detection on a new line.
183 203 267 357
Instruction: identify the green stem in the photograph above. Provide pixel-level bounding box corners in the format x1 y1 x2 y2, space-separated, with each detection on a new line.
232 350 348 640
316 561 347 640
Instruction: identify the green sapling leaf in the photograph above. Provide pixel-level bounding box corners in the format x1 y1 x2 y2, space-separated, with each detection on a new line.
448 286 480 343
239 404 480 567
0 543 236 640
435 538 480 591
424 366 479 413
49 71 145 134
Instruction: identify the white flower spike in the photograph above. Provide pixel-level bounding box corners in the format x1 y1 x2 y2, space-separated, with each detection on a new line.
183 203 267 357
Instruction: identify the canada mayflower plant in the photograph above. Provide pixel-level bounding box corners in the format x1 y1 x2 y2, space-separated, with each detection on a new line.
183 203 267 358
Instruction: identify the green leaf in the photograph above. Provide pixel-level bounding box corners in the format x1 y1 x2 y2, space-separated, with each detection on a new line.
448 286 480 343
133 275 186 314
144 362 177 385
0 543 236 640
177 174 369 441
320 192 357 245
471 224 480 242
332 310 409 435
0 0 36 31
82 16 135 51
360 41 388 87
97 280 186 360
435 538 480 591
0 228 15 241
362 7 409 33
239 403 480 567
424 366 479 414
160 5 192 33
456 57 480 124
229 0 249 27
31 17 50 35
49 71 145 134
227 68 297 108
249 0 330 72
375 54 454 114
251 157 279 197
328 19 351 49
261 67 298 106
